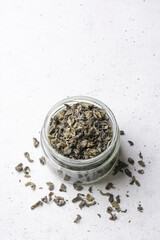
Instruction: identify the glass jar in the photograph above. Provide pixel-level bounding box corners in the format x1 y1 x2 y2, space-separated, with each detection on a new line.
40 96 120 184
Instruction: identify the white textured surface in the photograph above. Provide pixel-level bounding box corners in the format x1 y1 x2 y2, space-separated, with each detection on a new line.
0 0 160 239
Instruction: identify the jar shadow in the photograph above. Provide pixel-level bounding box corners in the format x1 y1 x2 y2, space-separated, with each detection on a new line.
93 145 129 186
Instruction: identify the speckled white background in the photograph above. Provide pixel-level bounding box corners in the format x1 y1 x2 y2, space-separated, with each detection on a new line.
0 0 160 239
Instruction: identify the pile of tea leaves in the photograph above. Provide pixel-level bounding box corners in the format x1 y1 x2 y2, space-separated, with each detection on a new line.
48 103 113 159
15 130 146 223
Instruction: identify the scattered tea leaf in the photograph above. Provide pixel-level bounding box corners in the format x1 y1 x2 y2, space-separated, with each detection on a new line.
120 130 125 135
116 195 120 203
53 198 66 207
64 174 71 181
111 201 121 212
109 213 117 221
105 182 115 190
86 201 96 207
79 200 86 209
39 156 46 165
97 213 101 218
88 186 93 193
23 166 30 175
72 194 84 203
125 169 132 178
15 163 23 172
48 192 54 201
86 194 94 202
31 201 43 210
25 181 36 190
59 183 67 192
46 182 54 191
128 158 134 165
137 204 143 212
24 175 31 178
74 214 81 223
107 206 113 214
24 152 34 163
138 169 144 174
33 138 39 148
41 196 48 203
128 140 134 146
138 160 145 167
113 160 128 175
139 152 143 159
73 182 83 191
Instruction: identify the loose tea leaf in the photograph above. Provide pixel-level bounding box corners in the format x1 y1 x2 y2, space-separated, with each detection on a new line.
128 158 135 165
72 194 84 203
33 138 39 148
109 213 117 221
47 103 113 159
138 160 145 167
97 213 101 218
129 176 140 187
53 199 66 207
54 195 64 200
86 201 96 207
128 140 134 146
138 169 144 174
86 194 94 202
137 204 143 212
24 152 34 163
120 130 125 135
125 169 132 178
64 174 71 181
25 181 36 190
31 201 43 210
111 201 120 212
139 152 143 159
24 175 31 178
39 156 46 165
73 182 83 191
41 196 48 203
88 186 93 193
116 195 120 203
23 166 30 175
46 182 54 191
59 183 67 192
105 182 115 190
74 214 81 223
15 163 23 172
107 206 113 214
48 192 54 201
79 200 86 209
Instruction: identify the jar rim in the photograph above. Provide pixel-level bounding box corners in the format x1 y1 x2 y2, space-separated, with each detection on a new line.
42 96 119 167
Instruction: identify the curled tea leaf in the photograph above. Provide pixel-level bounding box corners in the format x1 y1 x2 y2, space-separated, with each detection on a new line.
59 183 67 192
46 182 54 191
105 182 115 190
53 198 66 207
128 158 134 165
33 138 39 148
74 214 81 223
86 194 94 202
25 181 36 190
15 163 23 172
41 196 48 203
138 160 145 167
31 201 43 210
24 152 34 163
23 166 30 175
39 156 46 165
128 140 134 146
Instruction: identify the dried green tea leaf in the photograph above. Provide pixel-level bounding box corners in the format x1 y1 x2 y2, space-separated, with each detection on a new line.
73 182 83 191
129 176 140 187
79 200 86 209
105 182 115 190
23 166 30 175
74 214 81 223
88 186 93 193
41 196 48 203
111 201 120 212
25 181 36 190
139 152 143 159
72 194 84 203
15 163 23 172
48 192 54 201
128 140 134 146
33 138 39 148
120 130 125 135
39 156 46 165
116 195 120 204
86 194 94 202
86 201 96 207
107 206 113 214
46 182 54 191
59 183 67 192
109 213 117 221
24 174 31 178
64 174 71 181
137 204 143 212
53 198 66 207
97 213 101 218
31 201 43 210
125 169 132 178
128 158 134 165
138 160 145 167
24 152 34 163
138 169 144 174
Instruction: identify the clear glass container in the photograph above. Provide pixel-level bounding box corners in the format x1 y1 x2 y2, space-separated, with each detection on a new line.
40 96 120 184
